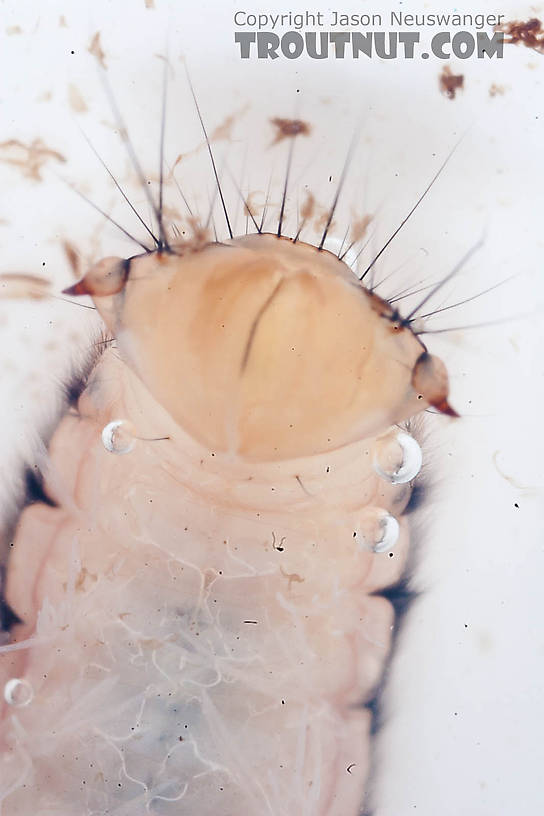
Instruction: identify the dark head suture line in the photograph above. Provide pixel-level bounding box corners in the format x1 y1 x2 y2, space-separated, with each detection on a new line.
318 129 359 251
79 127 158 249
240 278 285 373
184 63 233 240
359 137 463 282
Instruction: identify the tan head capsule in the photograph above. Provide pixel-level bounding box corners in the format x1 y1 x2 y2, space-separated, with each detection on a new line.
70 234 455 461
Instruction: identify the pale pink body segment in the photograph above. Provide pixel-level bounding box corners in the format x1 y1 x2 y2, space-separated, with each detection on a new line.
0 235 451 814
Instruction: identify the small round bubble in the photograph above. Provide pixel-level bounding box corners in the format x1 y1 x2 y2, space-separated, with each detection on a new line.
355 507 400 553
4 677 34 707
101 420 135 455
372 429 422 485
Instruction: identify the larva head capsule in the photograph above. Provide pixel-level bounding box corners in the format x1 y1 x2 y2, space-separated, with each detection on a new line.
66 234 456 462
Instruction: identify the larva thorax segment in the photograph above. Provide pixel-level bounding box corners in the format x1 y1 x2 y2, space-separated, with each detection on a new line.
67 232 455 462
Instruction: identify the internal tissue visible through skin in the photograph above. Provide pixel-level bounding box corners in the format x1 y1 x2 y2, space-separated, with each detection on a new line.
0 234 452 814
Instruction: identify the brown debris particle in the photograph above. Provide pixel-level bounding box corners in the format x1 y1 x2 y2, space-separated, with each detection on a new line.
495 18 544 53
171 153 185 173
270 117 311 144
0 273 51 300
88 31 107 68
63 241 81 279
170 217 210 253
489 83 506 97
59 15 67 27
6 26 22 36
75 567 97 592
244 192 258 219
169 108 249 170
300 191 315 221
350 213 372 243
439 66 464 100
210 105 249 142
175 107 250 163
187 217 211 249
280 566 305 591
314 209 334 234
145 0 155 7
152 204 181 225
0 138 66 181
68 84 88 114
492 450 533 490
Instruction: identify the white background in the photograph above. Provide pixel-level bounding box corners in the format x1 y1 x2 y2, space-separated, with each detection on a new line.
0 1 543 814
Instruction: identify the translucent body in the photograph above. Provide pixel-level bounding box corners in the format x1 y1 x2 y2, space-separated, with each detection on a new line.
0 235 452 814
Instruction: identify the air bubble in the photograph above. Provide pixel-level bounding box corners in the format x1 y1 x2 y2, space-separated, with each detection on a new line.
372 429 422 485
101 420 135 455
355 507 400 553
4 677 34 707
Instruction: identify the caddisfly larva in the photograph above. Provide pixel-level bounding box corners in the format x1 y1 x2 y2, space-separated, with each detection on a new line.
0 5 542 816
0 56 461 813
